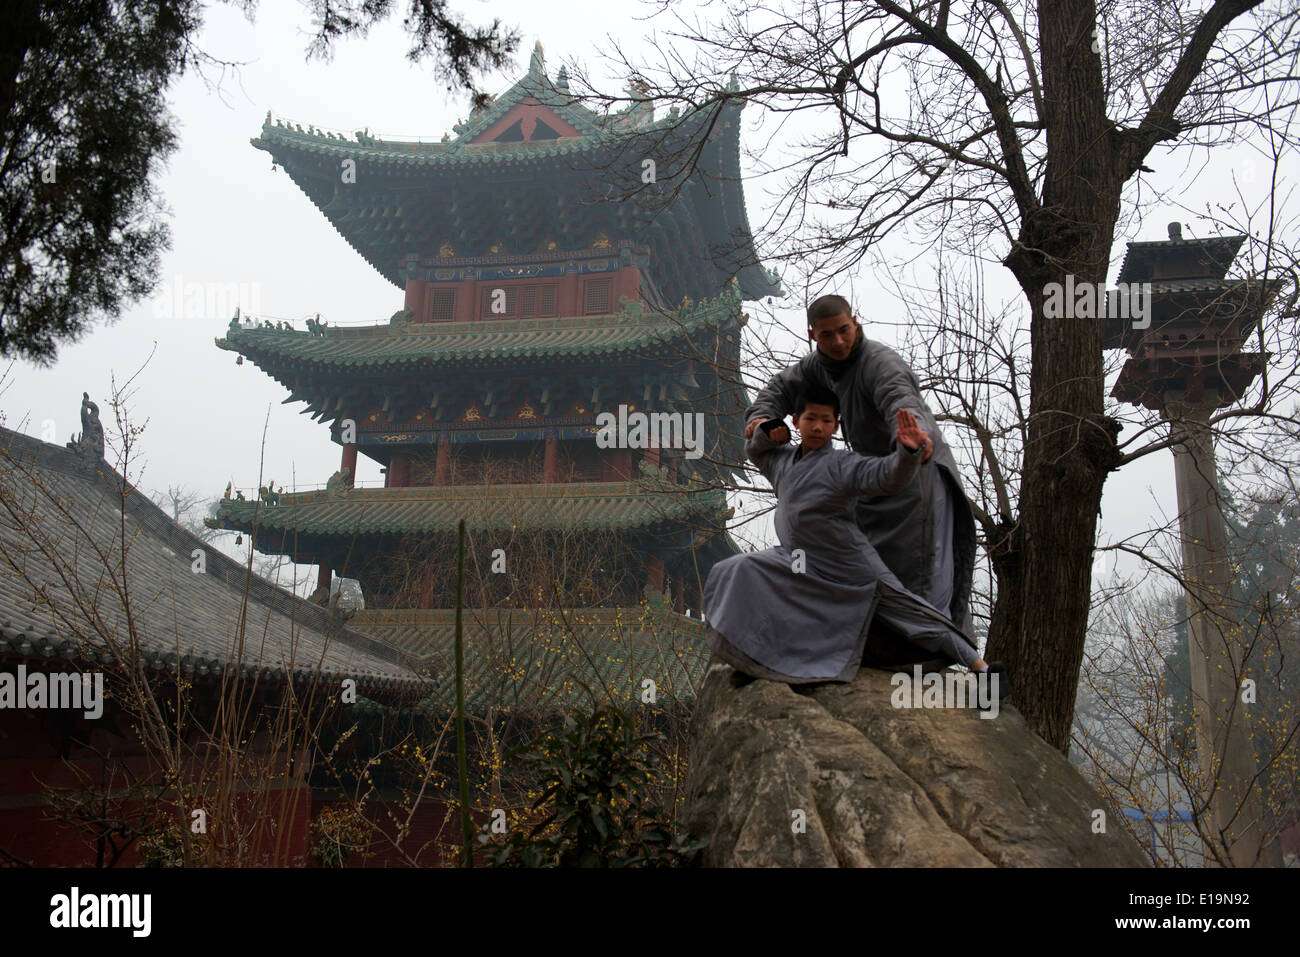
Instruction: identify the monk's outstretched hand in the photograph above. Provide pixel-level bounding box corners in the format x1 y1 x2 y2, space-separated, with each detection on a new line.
896 409 932 460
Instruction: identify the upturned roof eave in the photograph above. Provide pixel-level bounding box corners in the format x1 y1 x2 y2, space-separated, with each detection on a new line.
214 290 743 373
252 99 778 297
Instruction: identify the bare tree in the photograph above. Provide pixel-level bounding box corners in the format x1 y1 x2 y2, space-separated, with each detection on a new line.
150 484 223 544
557 0 1299 757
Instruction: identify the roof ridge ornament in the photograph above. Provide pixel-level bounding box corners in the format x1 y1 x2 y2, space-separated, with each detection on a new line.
65 392 104 470
529 40 545 81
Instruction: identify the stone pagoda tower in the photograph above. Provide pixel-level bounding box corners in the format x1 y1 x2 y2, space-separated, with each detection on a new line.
1105 222 1281 866
213 44 781 711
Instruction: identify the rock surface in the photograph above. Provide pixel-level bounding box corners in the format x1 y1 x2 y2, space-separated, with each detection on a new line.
684 661 1150 867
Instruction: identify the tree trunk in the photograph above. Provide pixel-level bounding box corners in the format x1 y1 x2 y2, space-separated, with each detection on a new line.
991 0 1124 753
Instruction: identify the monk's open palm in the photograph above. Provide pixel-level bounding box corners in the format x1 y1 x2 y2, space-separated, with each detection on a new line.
897 409 930 454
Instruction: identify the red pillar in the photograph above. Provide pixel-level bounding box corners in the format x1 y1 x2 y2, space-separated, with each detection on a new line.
560 268 579 316
404 279 425 319
388 454 408 488
317 564 332 596
544 436 558 483
616 264 641 303
435 439 451 485
341 443 358 485
458 277 478 322
647 556 664 593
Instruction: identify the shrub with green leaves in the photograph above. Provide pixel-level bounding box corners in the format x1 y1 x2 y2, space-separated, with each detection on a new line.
483 702 706 867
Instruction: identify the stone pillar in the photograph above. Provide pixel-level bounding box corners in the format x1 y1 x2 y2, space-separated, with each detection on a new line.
341 443 357 486
435 438 451 485
1162 389 1282 867
544 435 558 483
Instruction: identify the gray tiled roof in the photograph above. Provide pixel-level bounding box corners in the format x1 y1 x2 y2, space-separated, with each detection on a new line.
0 426 429 697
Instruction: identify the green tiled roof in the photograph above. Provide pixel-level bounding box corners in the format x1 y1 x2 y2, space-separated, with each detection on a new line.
252 44 713 171
216 293 740 370
253 118 613 168
250 49 784 303
216 480 727 537
347 604 712 713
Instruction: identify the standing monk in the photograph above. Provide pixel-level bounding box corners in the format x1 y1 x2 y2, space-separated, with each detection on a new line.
745 294 977 638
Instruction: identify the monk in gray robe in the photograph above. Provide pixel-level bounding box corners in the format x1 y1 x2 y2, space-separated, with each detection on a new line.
705 384 988 684
745 294 977 636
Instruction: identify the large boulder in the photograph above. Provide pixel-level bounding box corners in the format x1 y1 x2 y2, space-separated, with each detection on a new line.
684 661 1149 867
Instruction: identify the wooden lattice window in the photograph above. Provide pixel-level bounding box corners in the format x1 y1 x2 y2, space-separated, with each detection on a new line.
533 285 557 317
584 278 612 315
430 288 456 322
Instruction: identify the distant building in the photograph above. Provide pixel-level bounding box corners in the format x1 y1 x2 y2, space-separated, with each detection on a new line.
0 421 431 866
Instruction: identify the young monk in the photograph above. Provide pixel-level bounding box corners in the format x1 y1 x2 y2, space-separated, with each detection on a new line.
704 382 1008 695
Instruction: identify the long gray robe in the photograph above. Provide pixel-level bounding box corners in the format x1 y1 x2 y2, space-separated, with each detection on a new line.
745 333 978 635
702 427 979 684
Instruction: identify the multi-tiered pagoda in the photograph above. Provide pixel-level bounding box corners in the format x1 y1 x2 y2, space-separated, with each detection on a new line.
213 45 780 707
